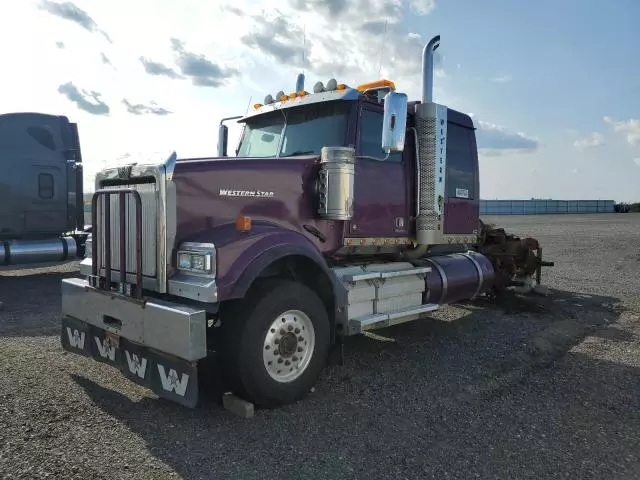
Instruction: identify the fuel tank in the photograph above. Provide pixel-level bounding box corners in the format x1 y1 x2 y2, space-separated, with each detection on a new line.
1 237 77 265
422 251 495 304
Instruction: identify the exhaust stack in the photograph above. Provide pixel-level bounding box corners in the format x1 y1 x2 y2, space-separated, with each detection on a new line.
296 73 305 92
414 35 447 246
422 35 440 103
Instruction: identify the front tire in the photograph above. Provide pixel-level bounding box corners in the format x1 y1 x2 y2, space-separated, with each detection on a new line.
221 279 330 408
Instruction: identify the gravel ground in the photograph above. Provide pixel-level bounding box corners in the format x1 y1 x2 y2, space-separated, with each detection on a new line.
1 213 639 480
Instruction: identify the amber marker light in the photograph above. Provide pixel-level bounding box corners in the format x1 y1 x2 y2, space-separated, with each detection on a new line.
236 216 252 232
356 79 396 92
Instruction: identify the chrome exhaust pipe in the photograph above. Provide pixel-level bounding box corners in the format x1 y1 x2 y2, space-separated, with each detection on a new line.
415 34 447 246
421 35 440 104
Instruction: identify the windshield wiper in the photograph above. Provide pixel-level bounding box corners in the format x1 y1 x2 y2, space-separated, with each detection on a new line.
281 150 315 157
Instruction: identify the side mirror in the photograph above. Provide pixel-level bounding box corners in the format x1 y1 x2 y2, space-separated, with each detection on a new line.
217 124 228 157
381 91 408 153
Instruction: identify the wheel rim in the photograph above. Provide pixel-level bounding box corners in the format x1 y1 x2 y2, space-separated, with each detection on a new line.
263 309 315 383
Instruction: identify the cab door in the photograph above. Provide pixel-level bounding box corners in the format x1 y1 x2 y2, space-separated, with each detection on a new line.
347 102 409 239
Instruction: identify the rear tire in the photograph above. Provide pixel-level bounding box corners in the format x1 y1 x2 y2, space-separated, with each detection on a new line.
221 279 330 408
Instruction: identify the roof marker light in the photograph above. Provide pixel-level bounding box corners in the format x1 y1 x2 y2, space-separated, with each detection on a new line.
356 79 396 92
253 103 263 109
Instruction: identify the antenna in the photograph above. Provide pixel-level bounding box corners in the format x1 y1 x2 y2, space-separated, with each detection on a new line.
302 24 306 75
378 19 388 77
295 24 306 92
244 95 252 114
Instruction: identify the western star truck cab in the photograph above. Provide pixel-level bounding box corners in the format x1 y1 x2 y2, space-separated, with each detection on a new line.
60 36 551 408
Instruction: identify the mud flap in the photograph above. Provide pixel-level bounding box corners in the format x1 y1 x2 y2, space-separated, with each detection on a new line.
61 316 199 408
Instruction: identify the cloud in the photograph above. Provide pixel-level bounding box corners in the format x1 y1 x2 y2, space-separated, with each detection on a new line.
634 158 640 167
234 3 440 82
240 13 306 66
100 52 113 67
55 41 65 49
122 99 172 116
490 75 512 83
139 57 184 79
604 116 640 146
409 0 436 15
39 0 112 43
39 0 96 32
170 38 239 87
222 5 244 16
57 82 110 115
573 132 604 150
474 119 538 155
290 0 400 20
361 20 389 35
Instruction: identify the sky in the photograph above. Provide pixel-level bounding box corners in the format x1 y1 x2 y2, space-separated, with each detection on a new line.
1 0 639 201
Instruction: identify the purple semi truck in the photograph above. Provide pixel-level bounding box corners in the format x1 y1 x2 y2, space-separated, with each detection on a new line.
60 36 552 408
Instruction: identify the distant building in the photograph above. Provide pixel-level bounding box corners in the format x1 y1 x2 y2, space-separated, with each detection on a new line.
480 199 615 215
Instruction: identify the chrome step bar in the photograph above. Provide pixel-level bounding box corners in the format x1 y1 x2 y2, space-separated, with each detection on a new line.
342 266 432 283
349 303 440 335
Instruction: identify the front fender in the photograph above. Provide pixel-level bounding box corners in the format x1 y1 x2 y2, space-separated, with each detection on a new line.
201 224 329 301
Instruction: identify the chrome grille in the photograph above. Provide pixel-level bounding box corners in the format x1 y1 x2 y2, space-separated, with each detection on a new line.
96 182 158 278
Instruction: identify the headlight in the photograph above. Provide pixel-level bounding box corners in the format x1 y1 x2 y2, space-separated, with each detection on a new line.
176 242 216 275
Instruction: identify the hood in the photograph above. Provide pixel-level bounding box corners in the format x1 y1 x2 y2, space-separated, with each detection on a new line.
172 156 341 251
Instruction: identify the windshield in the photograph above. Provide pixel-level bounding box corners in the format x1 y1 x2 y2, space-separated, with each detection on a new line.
236 101 351 157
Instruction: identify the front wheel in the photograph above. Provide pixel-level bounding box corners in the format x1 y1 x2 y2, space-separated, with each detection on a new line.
221 279 330 408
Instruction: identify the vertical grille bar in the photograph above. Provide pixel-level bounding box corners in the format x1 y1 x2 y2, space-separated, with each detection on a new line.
104 194 111 285
119 191 126 289
135 192 143 294
91 194 98 281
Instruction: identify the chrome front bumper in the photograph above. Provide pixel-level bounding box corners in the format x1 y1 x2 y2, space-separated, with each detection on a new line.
61 277 207 362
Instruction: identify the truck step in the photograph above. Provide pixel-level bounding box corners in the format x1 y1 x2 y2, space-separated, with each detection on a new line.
342 266 432 283
349 303 440 335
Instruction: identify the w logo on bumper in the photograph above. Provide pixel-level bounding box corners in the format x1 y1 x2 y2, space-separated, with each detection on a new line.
66 328 85 349
95 337 116 361
157 365 190 397
125 351 148 379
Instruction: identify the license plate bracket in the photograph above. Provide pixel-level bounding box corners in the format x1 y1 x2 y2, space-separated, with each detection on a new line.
105 331 120 348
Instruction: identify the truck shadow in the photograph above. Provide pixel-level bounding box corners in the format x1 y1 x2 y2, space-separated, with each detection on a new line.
70 288 640 479
0 264 79 337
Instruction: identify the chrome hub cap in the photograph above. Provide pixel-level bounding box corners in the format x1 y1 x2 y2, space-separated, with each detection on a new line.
263 310 315 383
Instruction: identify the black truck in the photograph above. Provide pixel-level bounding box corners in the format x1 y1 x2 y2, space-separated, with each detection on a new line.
0 112 88 266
